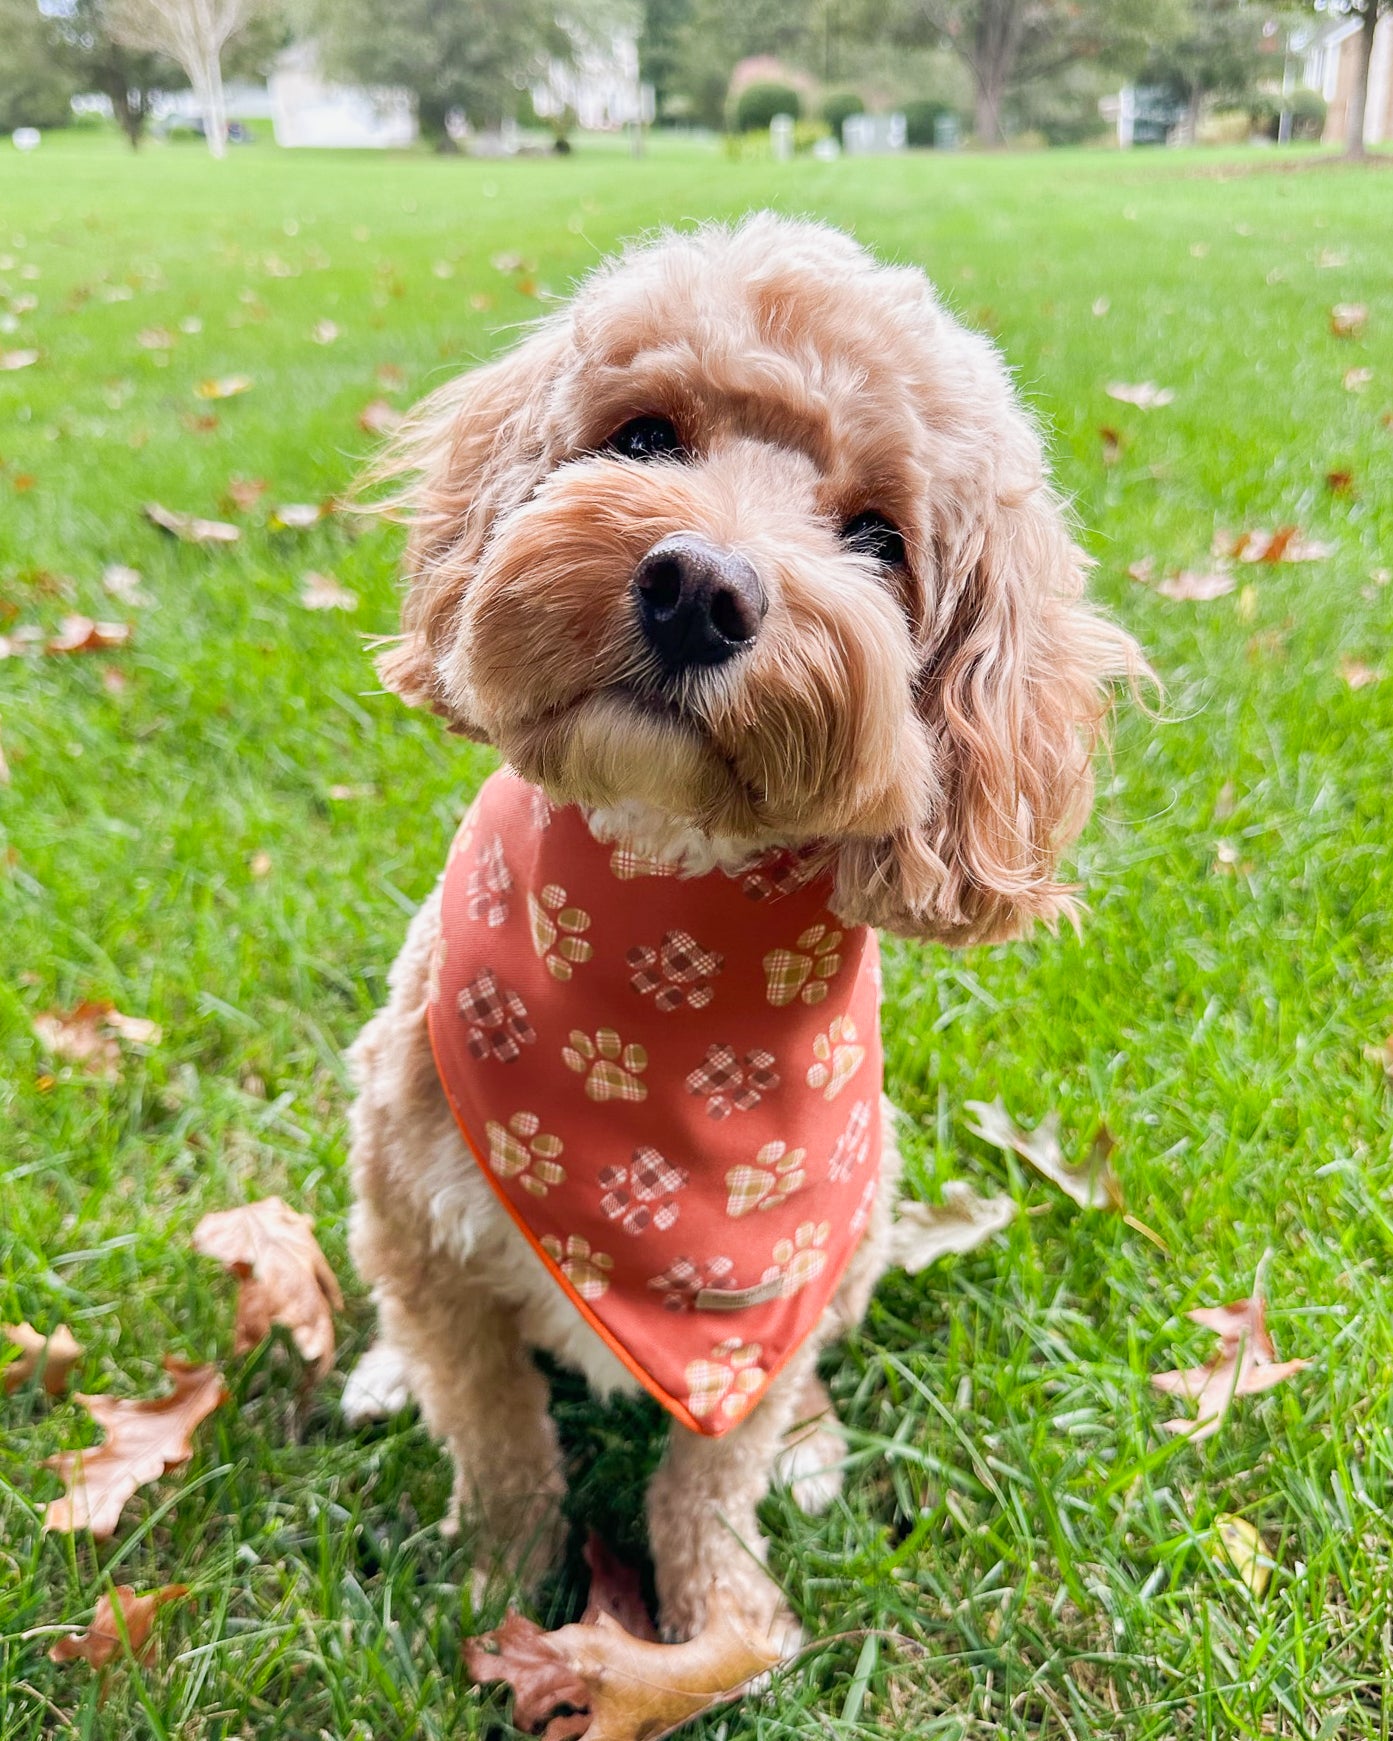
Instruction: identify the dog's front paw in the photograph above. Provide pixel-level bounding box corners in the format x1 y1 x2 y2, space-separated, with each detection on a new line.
341 1339 413 1425
659 1565 802 1662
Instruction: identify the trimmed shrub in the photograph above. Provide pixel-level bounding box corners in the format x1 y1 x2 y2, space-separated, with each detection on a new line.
735 82 801 132
900 98 952 148
820 90 862 143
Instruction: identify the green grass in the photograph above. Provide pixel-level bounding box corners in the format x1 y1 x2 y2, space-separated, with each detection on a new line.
2 128 1392 1738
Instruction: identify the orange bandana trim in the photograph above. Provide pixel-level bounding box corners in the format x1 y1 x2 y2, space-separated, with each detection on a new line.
427 769 883 1436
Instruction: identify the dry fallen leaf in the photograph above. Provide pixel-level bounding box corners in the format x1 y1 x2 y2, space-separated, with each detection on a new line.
1151 1287 1308 1443
193 1197 343 1379
889 1183 1017 1273
301 571 357 612
1344 367 1374 392
1339 656 1380 689
46 616 132 654
1106 381 1174 408
1330 303 1367 339
375 362 406 389
249 849 272 878
144 503 240 545
467 1602 779 1741
3 1322 84 1395
32 1000 161 1078
1126 555 1156 585
311 319 340 345
224 476 268 512
965 1099 1123 1211
1211 1514 1274 1598
1326 468 1355 496
1158 570 1234 602
1224 527 1333 565
271 502 325 530
101 564 149 606
1099 426 1123 466
43 1358 228 1537
195 374 253 399
1 348 39 371
358 398 404 436
1363 1033 1393 1078
579 1533 660 1641
49 1584 190 1670
136 327 174 351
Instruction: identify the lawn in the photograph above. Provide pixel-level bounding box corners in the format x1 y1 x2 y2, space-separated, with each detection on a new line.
1 129 1391 1739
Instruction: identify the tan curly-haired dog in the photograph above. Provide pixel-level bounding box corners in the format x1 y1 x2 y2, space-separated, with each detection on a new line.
342 214 1138 1653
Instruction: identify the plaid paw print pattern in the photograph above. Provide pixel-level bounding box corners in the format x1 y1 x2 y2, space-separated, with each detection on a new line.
806 1015 865 1101
465 834 511 927
610 845 680 881
540 1234 613 1300
563 1027 649 1102
598 1146 688 1235
686 1044 779 1119
685 1338 767 1423
457 969 535 1062
827 1099 874 1182
527 884 593 981
647 1254 738 1311
627 929 723 1012
485 1110 565 1197
725 1140 807 1217
763 922 843 1007
760 1220 831 1297
740 856 810 902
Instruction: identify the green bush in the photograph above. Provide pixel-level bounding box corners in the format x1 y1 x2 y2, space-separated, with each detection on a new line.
900 98 952 148
1289 86 1327 140
734 82 801 132
820 91 862 144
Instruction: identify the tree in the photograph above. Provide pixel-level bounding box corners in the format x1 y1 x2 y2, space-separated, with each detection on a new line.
851 0 1181 145
1142 0 1267 139
54 0 181 149
0 0 78 133
665 0 815 128
106 0 266 156
1320 0 1392 157
639 0 694 119
313 0 569 144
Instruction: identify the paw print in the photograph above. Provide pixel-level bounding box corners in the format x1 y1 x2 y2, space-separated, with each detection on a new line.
741 854 809 901
527 884 593 981
628 929 723 1013
610 845 679 881
763 923 844 1007
426 935 448 1006
725 1140 807 1218
528 788 554 830
685 1045 779 1119
484 1110 565 1197
647 1255 738 1312
540 1234 614 1300
850 1174 877 1234
827 1100 874 1183
761 1221 831 1298
465 834 511 927
806 1016 865 1101
599 1145 688 1235
685 1338 767 1423
563 1027 648 1102
456 969 535 1063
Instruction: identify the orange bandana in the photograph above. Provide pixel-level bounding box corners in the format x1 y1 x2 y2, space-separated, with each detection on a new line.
428 769 883 1436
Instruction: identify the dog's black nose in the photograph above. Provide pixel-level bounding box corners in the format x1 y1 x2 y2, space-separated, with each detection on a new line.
632 535 766 676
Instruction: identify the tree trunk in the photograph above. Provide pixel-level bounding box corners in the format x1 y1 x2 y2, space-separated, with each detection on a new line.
1185 85 1203 146
198 53 228 158
974 77 1004 146
113 87 144 149
1346 1 1379 160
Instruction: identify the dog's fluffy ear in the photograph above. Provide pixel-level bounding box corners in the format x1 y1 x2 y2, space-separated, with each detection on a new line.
833 413 1141 946
370 323 570 723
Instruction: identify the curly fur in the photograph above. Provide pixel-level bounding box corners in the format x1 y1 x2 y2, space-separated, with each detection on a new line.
345 214 1140 1647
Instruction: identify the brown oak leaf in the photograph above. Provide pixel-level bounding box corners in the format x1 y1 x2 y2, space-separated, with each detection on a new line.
965 1098 1123 1210
3 1321 84 1395
1152 1287 1308 1443
889 1182 1017 1273
43 1358 228 1538
49 1584 189 1669
358 398 404 435
32 1000 161 1079
46 616 132 654
193 1197 343 1379
144 502 240 545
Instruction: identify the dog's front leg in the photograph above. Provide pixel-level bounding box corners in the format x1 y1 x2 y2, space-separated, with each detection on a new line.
646 1344 819 1654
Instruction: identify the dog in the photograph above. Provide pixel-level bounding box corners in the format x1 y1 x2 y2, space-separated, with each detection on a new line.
341 213 1139 1653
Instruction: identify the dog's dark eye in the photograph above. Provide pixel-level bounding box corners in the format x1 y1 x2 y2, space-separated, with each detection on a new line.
605 415 685 462
840 511 907 568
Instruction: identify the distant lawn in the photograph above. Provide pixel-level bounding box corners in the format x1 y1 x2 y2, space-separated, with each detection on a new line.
2 131 1391 1739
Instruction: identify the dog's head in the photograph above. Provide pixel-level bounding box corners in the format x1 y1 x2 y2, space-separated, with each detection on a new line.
374 215 1140 944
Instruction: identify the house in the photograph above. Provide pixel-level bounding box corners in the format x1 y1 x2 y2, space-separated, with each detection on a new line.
268 42 416 149
1300 11 1393 145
